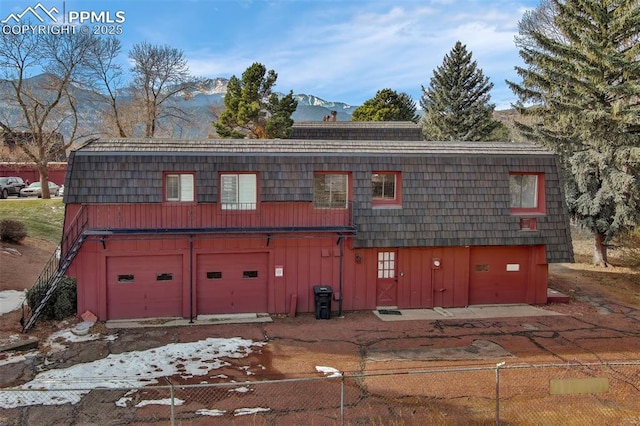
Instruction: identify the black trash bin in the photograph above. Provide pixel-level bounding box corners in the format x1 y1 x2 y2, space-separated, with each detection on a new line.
313 285 333 319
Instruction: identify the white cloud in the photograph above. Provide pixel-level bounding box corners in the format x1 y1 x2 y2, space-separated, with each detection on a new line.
182 2 529 107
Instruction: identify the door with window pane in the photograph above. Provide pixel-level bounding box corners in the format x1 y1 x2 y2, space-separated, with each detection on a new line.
376 251 397 306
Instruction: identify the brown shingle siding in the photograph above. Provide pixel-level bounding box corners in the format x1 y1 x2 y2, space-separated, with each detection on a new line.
290 121 423 141
67 138 573 262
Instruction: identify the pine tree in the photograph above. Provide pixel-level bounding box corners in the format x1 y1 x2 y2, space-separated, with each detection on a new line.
507 0 640 266
213 62 297 139
420 41 501 141
351 89 419 123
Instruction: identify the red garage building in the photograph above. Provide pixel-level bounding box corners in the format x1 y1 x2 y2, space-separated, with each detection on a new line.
27 122 574 325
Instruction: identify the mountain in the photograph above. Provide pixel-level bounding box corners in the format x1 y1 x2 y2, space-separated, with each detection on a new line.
0 74 359 141
293 94 356 121
180 78 358 121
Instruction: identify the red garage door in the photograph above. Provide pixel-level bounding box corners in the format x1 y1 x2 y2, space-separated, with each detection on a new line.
469 247 530 305
107 255 183 320
196 253 268 315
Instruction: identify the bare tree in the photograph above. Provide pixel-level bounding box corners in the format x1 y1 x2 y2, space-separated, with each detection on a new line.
85 37 129 137
128 42 201 137
0 30 100 198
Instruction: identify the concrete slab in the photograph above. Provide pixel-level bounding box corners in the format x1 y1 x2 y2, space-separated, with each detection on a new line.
367 339 514 362
548 288 571 303
106 313 273 329
0 337 39 353
373 304 563 322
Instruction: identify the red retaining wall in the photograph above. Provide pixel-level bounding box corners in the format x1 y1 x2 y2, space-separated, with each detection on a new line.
0 162 67 186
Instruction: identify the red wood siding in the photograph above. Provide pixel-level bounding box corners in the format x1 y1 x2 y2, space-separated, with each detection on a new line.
67 226 549 321
82 202 352 230
269 237 341 314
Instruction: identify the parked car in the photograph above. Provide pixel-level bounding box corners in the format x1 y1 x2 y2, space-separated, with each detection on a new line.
58 185 64 197
19 181 60 198
0 176 26 199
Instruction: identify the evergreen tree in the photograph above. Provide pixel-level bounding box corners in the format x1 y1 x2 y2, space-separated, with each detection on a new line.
214 62 298 139
420 41 501 141
487 121 512 142
351 88 419 123
507 0 640 266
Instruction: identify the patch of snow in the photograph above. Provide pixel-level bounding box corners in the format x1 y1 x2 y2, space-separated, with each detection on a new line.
197 408 227 416
0 337 264 408
135 398 184 407
229 386 252 393
316 366 341 378
115 390 136 407
0 290 26 314
0 353 33 366
115 396 132 407
45 329 117 353
234 407 270 416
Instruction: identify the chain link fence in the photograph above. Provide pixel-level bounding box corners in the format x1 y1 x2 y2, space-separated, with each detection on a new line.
1 361 638 425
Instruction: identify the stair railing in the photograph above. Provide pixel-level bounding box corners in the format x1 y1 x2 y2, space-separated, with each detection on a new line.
21 205 88 332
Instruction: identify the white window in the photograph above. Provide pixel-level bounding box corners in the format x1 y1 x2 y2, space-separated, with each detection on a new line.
313 173 348 208
166 173 194 202
221 173 257 210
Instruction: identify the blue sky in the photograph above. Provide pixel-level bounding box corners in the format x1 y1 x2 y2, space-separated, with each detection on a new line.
1 0 539 109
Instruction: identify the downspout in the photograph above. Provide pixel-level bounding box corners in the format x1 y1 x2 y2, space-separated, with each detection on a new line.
189 235 194 323
338 235 344 317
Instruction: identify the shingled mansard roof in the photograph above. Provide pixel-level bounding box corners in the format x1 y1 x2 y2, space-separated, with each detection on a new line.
74 137 553 156
66 137 574 263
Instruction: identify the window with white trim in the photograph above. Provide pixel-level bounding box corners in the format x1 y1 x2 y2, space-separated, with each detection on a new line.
220 173 257 210
313 173 348 208
165 173 194 202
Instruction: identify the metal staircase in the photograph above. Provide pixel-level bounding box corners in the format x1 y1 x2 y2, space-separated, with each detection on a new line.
21 206 88 332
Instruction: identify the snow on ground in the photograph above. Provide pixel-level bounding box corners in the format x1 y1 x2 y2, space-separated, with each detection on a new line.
46 329 118 352
316 366 342 378
0 336 265 409
0 328 117 368
0 290 25 315
196 407 272 417
235 407 271 416
135 398 184 408
196 408 226 416
0 350 35 368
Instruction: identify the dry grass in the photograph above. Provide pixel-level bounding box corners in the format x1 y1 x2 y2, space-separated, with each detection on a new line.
550 225 640 309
